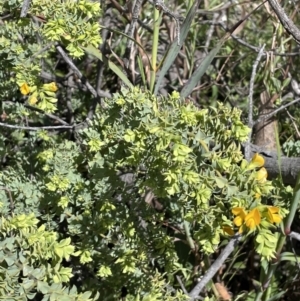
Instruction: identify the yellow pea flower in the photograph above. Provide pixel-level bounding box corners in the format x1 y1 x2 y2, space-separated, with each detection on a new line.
28 93 38 105
222 225 235 236
20 83 30 95
247 153 265 170
266 206 282 224
245 208 261 229
251 153 265 167
232 207 247 233
255 167 268 183
232 207 247 226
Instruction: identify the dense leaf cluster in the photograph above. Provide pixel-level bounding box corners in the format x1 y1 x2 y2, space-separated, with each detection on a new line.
0 87 286 299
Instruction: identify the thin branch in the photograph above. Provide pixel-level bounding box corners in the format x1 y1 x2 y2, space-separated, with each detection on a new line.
245 44 265 161
268 0 300 44
204 21 300 57
229 30 287 56
29 43 55 60
55 44 98 98
248 44 266 128
20 0 31 17
124 0 143 69
94 3 112 116
204 13 219 53
254 97 300 125
40 71 111 98
154 0 184 46
66 75 75 125
176 275 189 295
3 101 69 125
285 109 300 138
0 122 73 131
188 234 242 300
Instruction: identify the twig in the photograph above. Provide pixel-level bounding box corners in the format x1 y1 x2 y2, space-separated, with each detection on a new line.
154 0 184 22
154 0 184 46
29 43 55 60
285 109 300 138
245 44 265 161
248 44 266 128
268 0 300 44
66 75 75 125
0 122 73 131
204 13 219 53
55 44 98 98
40 70 111 98
202 21 300 57
124 0 143 71
3 101 69 125
188 234 242 300
176 275 189 295
20 0 31 17
254 97 300 125
94 3 112 115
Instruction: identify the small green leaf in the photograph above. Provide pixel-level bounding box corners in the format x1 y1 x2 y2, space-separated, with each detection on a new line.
215 177 228 189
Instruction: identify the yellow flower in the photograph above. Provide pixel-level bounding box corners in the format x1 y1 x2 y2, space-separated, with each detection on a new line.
255 167 268 183
43 82 58 92
232 207 247 232
251 153 265 167
266 206 282 224
28 93 38 105
20 83 30 95
247 153 265 170
222 225 235 236
245 208 261 229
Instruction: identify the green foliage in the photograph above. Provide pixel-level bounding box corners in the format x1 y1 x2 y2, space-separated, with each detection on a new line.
30 0 101 57
0 0 101 112
282 140 300 157
82 88 284 258
1 0 300 299
0 86 288 299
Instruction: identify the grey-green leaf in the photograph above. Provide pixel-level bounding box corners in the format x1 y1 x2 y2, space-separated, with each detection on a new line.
180 33 230 99
154 0 201 96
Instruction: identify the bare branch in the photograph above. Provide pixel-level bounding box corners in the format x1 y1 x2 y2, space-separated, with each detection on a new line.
0 122 73 131
206 21 300 57
245 45 265 161
124 0 143 70
188 234 242 300
254 97 300 125
176 275 189 295
55 44 98 98
268 0 300 43
20 0 31 17
3 101 69 126
155 0 184 45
